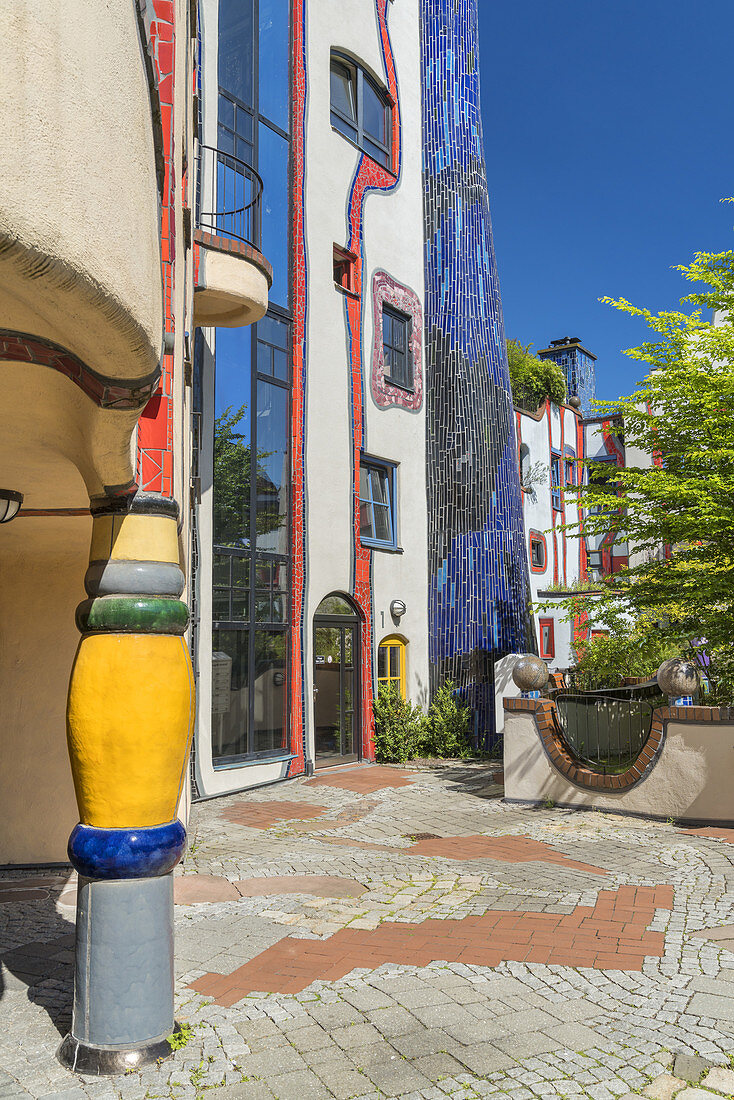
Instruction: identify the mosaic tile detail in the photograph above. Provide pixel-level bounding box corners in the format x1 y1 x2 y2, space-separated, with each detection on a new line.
0 331 159 411
421 0 534 748
341 0 402 760
370 270 423 412
286 0 308 778
539 339 597 416
137 0 177 498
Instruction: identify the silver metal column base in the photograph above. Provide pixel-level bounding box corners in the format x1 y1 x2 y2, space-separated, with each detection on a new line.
57 1024 180 1075
72 875 175 1049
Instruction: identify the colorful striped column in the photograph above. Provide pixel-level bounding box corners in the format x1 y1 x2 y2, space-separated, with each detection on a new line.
58 493 195 1074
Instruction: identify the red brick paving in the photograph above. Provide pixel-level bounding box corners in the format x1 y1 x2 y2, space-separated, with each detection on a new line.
220 801 329 828
410 835 608 875
189 884 674 1005
174 873 367 904
175 875 241 904
283 800 380 833
306 765 415 793
680 826 734 843
323 833 608 874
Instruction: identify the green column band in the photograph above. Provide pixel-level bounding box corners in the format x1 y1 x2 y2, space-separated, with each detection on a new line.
76 597 190 635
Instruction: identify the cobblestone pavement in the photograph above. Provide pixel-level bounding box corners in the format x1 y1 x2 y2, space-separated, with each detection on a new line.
4 763 734 1100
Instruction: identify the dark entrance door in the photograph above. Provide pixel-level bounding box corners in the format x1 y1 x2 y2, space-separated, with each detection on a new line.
313 596 360 767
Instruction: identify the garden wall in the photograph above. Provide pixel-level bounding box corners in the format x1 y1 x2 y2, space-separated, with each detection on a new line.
504 697 734 825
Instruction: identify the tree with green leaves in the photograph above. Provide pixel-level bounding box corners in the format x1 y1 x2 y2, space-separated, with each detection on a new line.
506 339 567 412
543 239 734 701
213 403 282 546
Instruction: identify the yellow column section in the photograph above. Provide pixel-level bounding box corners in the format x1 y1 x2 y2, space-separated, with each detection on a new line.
66 494 195 829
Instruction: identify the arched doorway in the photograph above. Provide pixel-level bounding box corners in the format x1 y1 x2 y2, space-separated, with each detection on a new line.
313 594 361 767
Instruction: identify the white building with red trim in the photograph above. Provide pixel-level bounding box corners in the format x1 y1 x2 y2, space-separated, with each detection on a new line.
515 344 645 673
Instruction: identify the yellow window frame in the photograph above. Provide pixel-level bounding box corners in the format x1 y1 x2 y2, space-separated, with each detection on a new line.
377 635 406 698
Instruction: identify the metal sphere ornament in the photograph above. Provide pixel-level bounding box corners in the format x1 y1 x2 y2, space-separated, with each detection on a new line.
656 658 699 699
568 395 582 410
512 654 549 693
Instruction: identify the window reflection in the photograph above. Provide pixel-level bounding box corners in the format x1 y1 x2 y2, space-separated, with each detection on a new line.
331 63 357 128
208 0 292 769
218 0 254 108
212 630 249 760
259 124 289 308
210 316 292 762
255 380 288 552
253 631 288 754
258 0 290 132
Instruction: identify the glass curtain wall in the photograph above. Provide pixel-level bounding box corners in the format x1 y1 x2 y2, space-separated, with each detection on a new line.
209 0 292 765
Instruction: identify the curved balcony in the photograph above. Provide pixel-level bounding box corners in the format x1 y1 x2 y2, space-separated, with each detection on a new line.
193 145 272 329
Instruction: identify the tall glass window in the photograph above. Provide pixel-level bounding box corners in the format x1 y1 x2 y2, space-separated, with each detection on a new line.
211 316 291 764
205 0 292 766
217 0 291 307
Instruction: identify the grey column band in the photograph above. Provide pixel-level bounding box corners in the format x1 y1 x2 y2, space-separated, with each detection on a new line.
85 560 185 597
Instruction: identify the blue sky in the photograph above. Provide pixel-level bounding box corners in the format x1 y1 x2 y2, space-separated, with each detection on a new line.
479 0 734 401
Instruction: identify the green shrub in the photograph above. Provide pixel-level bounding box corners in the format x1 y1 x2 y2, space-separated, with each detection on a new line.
702 647 734 706
373 680 472 762
422 681 472 758
574 627 678 690
506 339 567 412
373 683 426 764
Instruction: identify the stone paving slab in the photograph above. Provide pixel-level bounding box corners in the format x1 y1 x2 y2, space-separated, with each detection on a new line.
4 763 734 1099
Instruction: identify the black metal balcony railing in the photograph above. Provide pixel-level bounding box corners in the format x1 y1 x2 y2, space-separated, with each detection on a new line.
554 694 658 775
196 143 263 250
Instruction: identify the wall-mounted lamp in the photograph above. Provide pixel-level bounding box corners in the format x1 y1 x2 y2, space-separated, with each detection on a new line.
390 599 406 619
0 490 23 524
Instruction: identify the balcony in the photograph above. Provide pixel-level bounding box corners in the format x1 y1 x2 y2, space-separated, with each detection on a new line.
193 144 272 328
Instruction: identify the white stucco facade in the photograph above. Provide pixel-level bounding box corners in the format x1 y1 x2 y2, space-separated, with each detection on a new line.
516 400 584 670
303 0 430 740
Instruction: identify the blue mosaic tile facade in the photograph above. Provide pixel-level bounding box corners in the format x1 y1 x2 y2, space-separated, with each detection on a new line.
539 338 597 415
421 0 534 750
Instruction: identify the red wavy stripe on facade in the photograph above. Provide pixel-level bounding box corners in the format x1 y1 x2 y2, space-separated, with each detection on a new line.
343 0 401 762
138 1 176 498
287 0 308 777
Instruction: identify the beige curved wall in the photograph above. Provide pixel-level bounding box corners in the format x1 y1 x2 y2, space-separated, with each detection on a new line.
0 517 91 865
194 249 269 328
0 364 140 504
0 0 162 382
504 708 734 824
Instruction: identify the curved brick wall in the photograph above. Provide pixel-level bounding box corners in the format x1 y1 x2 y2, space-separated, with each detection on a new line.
505 697 665 792
504 697 734 824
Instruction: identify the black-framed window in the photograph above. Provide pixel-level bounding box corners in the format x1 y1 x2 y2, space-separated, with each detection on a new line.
330 53 392 169
215 0 291 308
550 452 563 512
210 309 292 766
200 0 293 770
359 459 397 548
530 534 546 570
217 92 255 166
539 619 555 659
382 306 413 391
586 455 621 516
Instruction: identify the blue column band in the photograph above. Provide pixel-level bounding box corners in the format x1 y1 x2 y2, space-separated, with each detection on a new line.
68 820 186 879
